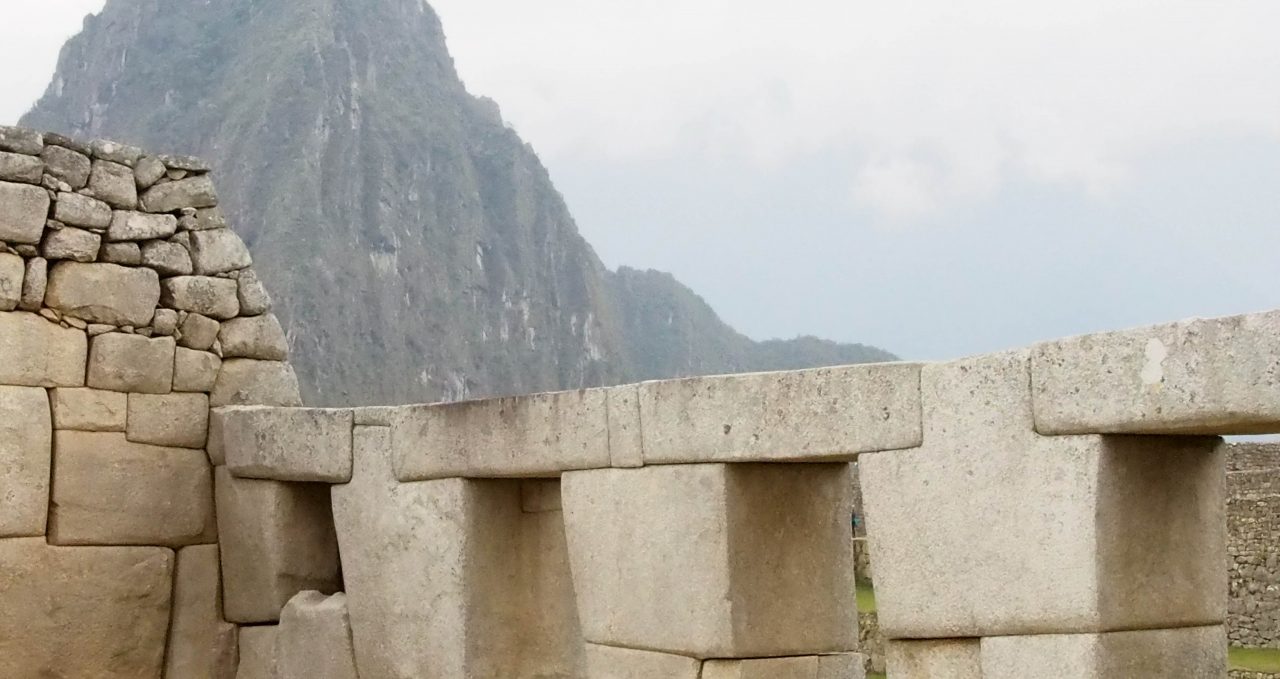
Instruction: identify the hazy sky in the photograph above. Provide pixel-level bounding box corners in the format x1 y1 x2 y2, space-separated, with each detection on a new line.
3 1 1279 360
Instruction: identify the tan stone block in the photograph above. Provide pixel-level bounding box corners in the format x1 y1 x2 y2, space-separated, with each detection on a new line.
18 255 45 311
127 392 210 448
51 386 127 431
141 174 218 212
606 384 643 468
639 362 921 464
53 192 112 230
89 159 138 208
180 312 221 350
211 359 303 407
817 653 867 679
979 625 1227 678
703 656 863 679
582 644 701 679
0 251 21 310
49 431 213 546
220 313 289 360
278 591 359 679
162 275 240 319
351 405 397 425
0 386 51 536
392 387 610 481
0 538 173 679
562 463 856 658
221 406 353 482
0 311 87 387
190 228 253 275
1033 310 1280 435
860 350 1226 639
87 332 175 393
215 467 340 623
45 261 159 326
166 545 233 679
0 180 51 243
175 347 222 392
236 625 280 679
886 639 981 679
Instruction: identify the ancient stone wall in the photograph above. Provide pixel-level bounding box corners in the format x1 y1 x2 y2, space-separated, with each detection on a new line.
1229 443 1280 649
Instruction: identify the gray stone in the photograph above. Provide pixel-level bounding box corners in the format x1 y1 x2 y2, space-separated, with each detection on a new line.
191 206 228 230
351 405 398 426
222 406 353 482
0 539 173 679
87 333 175 394
582 644 702 679
190 228 252 274
0 386 52 537
162 275 240 319
607 384 643 468
237 269 272 315
91 139 144 166
49 430 213 546
979 625 1226 678
211 359 303 407
101 241 142 265
134 156 166 189
0 311 87 387
142 239 195 275
53 192 112 229
45 261 159 326
141 175 218 212
160 153 212 172
220 314 289 360
41 226 101 262
43 133 90 155
237 626 281 679
18 256 45 311
42 144 91 189
127 392 210 448
0 125 43 154
215 467 341 623
886 640 981 679
165 545 236 679
0 150 43 183
180 312 222 350
0 180 51 243
0 251 21 310
50 387 127 431
108 210 178 240
89 159 138 208
278 591 360 679
153 307 179 335
175 347 222 392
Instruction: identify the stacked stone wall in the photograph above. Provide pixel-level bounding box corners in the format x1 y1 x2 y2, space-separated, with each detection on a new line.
1228 443 1280 650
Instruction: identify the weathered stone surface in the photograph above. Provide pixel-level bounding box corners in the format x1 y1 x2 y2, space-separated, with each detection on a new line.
606 384 643 468
0 538 173 679
562 463 856 658
141 174 218 212
0 311 87 387
582 644 701 679
101 240 142 264
42 225 102 262
134 156 166 189
128 392 210 448
1033 310 1280 435
18 255 45 310
0 150 43 183
49 431 214 546
54 192 112 229
0 125 43 154
87 333 176 393
0 251 21 310
160 153 211 172
175 347 222 392
237 625 281 679
162 275 240 319
0 180 51 243
181 311 221 350
141 239 194 275
278 591 360 679
153 307 179 335
979 625 1226 678
238 268 272 315
639 363 922 464
43 144 92 188
51 387 127 431
211 359 303 407
222 406 353 482
220 314 289 360
0 386 51 537
703 655 866 679
886 639 982 679
45 261 159 326
165 545 235 679
860 350 1226 639
190 228 252 274
352 405 398 425
215 467 341 623
92 139 144 166
392 388 610 480
89 159 138 208
109 210 177 242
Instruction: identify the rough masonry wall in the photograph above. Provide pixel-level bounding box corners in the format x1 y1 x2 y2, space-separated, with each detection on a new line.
1228 443 1280 649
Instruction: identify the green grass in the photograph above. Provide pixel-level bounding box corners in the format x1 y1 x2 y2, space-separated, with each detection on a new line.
1230 646 1280 672
867 673 886 679
856 582 878 614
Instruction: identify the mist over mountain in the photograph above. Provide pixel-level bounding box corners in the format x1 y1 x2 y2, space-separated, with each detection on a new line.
23 0 893 406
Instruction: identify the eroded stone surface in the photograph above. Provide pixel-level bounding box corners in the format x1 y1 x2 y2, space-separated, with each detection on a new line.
211 359 303 407
0 180 51 243
175 347 222 392
108 210 178 241
0 311 87 387
89 159 138 208
0 251 21 310
162 275 240 319
222 406 353 482
45 261 159 326
0 386 51 536
87 332 175 394
141 174 218 212
220 314 289 360
190 228 252 274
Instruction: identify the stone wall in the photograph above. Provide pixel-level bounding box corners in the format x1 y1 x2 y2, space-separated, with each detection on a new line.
1229 443 1280 649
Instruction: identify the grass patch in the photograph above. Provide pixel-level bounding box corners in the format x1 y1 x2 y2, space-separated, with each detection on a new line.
856 582 878 614
1230 646 1280 672
867 673 886 679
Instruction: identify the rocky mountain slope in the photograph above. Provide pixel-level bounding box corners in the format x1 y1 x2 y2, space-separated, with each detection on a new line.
23 0 893 406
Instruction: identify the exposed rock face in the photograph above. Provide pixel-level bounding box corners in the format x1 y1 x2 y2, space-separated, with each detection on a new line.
22 0 894 406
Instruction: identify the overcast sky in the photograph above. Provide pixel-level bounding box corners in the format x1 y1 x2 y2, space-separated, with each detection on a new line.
3 1 1279 361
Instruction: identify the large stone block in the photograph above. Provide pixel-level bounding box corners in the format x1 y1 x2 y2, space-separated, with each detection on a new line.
0 538 173 679
1033 310 1280 435
211 359 303 407
885 639 981 679
0 125 43 154
638 362 921 464
49 431 214 546
0 180 51 243
42 143 91 188
278 591 359 679
87 332 176 394
128 392 210 448
42 225 102 262
0 311 87 387
582 644 701 679
51 386 127 431
391 387 610 480
141 174 218 212
89 159 138 208
860 350 1226 639
606 384 642 468
562 463 856 658
979 625 1226 678
175 347 222 392
0 251 21 310
702 655 866 679
220 313 289 360
0 150 42 183
19 255 45 310
215 467 340 623
108 210 178 241
190 228 253 274
166 544 239 679
236 625 280 679
45 261 160 326
0 386 51 536
54 192 113 229
221 406 353 482
332 426 585 678
162 275 240 319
